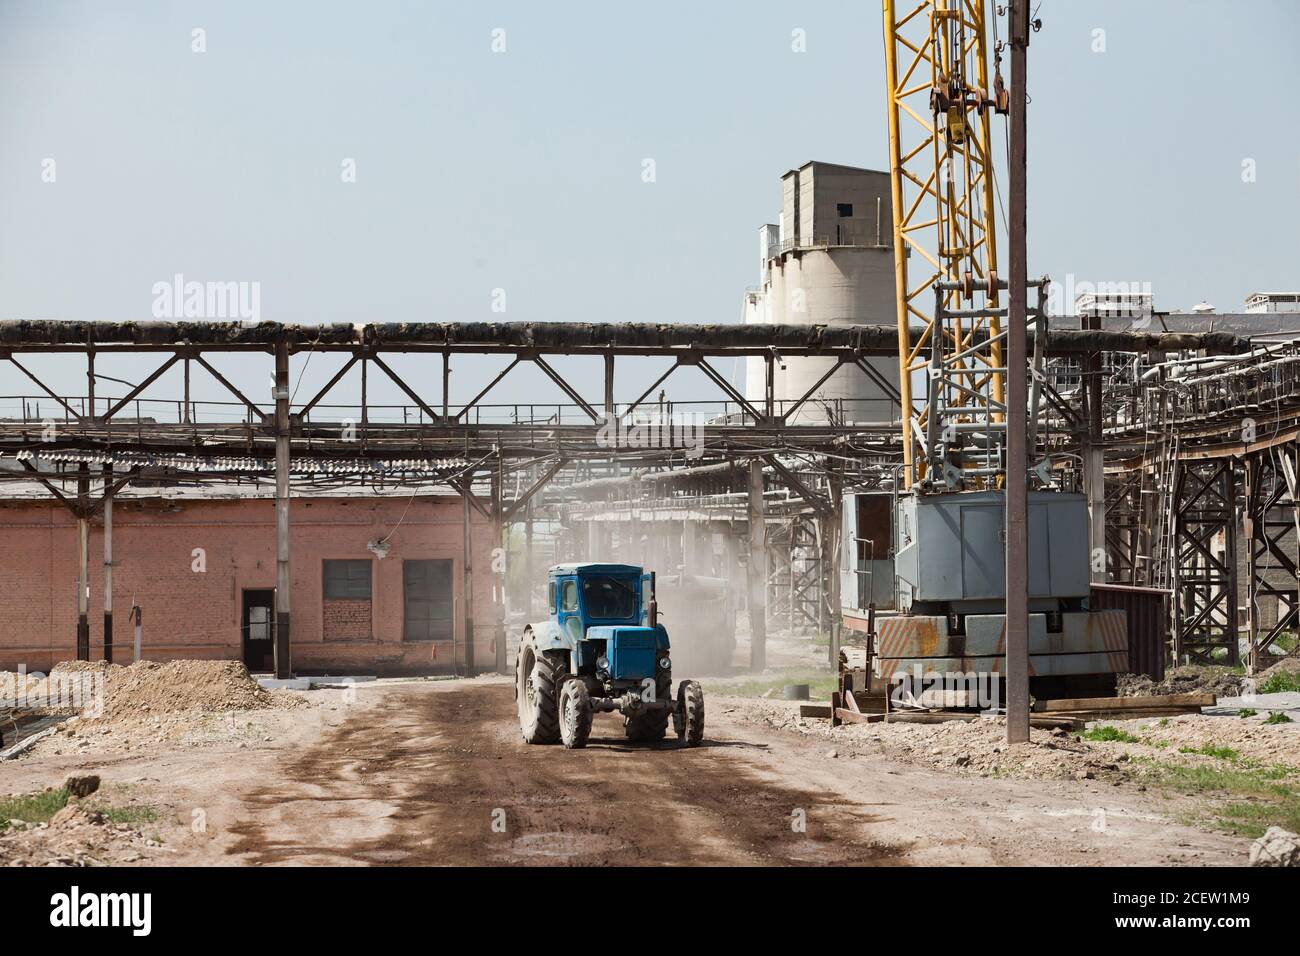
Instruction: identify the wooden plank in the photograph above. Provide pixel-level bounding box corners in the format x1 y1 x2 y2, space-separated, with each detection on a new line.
1030 716 1085 730
799 704 833 719
1032 693 1213 713
883 712 978 725
1040 707 1202 720
816 708 1082 729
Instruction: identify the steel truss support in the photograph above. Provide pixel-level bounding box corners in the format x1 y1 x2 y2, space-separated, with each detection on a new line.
1171 458 1239 665
1243 447 1300 669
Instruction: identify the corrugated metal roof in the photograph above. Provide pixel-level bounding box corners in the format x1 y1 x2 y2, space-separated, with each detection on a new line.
9 449 468 474
0 478 466 501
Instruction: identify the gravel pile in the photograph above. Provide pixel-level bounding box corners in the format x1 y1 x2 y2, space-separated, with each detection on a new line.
47 659 304 720
718 694 1300 782
1119 665 1246 699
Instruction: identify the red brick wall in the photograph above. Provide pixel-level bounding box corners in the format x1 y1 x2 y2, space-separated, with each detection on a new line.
322 599 372 641
0 495 502 676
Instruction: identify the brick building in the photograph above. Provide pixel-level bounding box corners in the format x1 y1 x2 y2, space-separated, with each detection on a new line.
0 486 500 675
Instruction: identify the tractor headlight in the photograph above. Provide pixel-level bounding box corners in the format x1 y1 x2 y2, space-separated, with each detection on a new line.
658 656 671 670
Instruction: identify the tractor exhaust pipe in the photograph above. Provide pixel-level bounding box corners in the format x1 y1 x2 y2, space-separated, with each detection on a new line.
648 571 658 628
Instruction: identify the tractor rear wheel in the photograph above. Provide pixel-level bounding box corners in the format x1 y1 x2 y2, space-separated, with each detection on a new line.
516 638 564 745
559 678 593 749
623 672 672 743
675 680 705 747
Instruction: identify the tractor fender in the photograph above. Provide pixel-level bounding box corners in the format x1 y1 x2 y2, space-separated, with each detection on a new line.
651 623 670 651
525 620 573 654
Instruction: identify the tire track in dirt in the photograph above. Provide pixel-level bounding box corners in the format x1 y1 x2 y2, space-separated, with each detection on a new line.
225 682 904 866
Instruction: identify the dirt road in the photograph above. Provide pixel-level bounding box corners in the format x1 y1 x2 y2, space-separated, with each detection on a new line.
192 679 1245 866
1 676 1251 865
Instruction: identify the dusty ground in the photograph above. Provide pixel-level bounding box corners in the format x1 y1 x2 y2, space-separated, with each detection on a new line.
0 675 1259 866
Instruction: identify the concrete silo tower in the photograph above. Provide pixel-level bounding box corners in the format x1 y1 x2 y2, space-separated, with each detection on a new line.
744 161 899 424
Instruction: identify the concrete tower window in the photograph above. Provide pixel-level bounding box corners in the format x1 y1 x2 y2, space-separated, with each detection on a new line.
837 203 853 217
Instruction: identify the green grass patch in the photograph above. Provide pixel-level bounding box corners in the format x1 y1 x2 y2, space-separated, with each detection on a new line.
1080 725 1139 743
0 787 69 827
1260 672 1300 694
92 803 159 825
1139 758 1300 838
1179 743 1240 761
1214 799 1300 837
709 672 837 701
1237 709 1257 718
1271 633 1298 654
1264 711 1294 725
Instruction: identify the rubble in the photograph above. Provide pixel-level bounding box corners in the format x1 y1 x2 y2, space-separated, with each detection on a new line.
1119 666 1246 700
716 693 1300 781
63 774 100 798
1249 827 1300 867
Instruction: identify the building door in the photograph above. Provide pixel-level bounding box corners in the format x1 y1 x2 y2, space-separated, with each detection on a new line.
242 589 275 672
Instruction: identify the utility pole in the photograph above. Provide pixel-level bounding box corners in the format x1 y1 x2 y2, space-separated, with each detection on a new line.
1005 0 1031 744
103 463 114 663
274 340 292 679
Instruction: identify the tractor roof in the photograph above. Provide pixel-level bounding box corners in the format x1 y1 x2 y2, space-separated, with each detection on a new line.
549 563 643 576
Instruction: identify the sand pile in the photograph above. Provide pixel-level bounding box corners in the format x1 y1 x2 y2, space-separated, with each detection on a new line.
48 659 302 721
1257 657 1300 685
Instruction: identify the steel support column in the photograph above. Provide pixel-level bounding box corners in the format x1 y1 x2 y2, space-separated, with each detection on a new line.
76 463 90 661
274 341 292 678
746 459 767 672
102 463 114 664
1004 0 1031 744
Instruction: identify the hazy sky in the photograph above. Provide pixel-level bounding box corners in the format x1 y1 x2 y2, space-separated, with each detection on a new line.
1 0 1297 410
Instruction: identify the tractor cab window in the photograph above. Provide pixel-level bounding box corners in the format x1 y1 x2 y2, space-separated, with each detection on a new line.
581 575 637 620
548 582 557 613
560 579 579 612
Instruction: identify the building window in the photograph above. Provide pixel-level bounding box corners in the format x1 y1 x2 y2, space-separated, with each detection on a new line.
404 559 454 642
323 559 372 600
837 203 853 217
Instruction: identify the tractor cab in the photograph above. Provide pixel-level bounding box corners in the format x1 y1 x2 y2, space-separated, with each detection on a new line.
514 561 702 750
546 563 668 688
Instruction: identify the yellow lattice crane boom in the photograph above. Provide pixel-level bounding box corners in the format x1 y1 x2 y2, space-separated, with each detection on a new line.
883 0 1008 490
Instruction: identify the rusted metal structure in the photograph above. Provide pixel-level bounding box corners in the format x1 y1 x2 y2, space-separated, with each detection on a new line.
0 317 1277 680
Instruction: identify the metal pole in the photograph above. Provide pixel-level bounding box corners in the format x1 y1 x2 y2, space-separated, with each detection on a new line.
1005 0 1031 744
746 459 767 671
274 340 292 679
492 468 506 675
102 463 113 664
463 482 475 676
76 463 90 661
828 468 843 667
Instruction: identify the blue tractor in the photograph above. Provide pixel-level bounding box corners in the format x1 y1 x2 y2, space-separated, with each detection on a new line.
514 563 705 749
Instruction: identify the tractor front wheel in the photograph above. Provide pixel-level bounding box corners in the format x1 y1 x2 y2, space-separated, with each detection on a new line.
675 680 705 747
624 672 672 743
559 678 593 749
516 638 564 745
